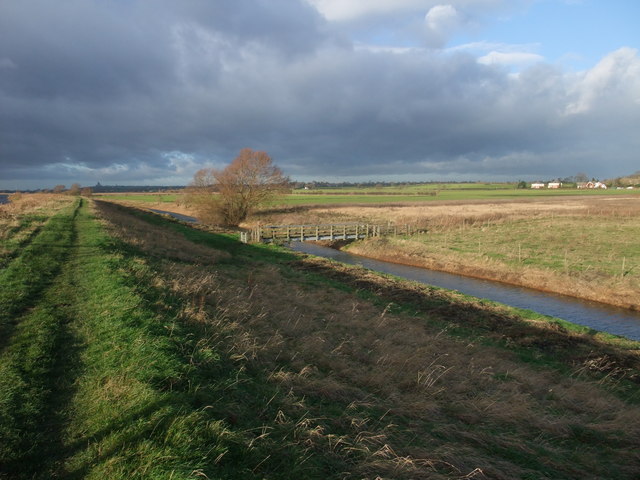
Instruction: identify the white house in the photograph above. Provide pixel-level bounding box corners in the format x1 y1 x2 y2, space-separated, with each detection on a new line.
531 183 545 189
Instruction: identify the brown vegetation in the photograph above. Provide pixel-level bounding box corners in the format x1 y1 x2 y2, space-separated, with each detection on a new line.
186 148 289 226
91 200 640 479
93 200 230 264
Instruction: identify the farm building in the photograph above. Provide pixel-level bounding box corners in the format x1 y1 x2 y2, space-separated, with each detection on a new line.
531 182 545 189
547 182 562 189
578 181 608 189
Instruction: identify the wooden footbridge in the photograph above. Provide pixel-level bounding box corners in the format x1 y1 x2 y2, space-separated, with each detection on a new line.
240 223 421 244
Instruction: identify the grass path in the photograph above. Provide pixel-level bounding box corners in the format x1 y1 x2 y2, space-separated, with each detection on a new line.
1 199 318 479
0 199 81 475
0 201 78 350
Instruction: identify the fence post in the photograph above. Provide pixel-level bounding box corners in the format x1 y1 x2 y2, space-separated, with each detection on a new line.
300 226 304 242
330 225 334 240
316 226 319 241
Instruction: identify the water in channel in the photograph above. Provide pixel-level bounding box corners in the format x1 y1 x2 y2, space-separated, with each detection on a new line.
290 242 640 341
149 209 198 223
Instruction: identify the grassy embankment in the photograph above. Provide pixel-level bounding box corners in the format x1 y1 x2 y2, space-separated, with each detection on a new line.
1 194 640 479
344 198 640 310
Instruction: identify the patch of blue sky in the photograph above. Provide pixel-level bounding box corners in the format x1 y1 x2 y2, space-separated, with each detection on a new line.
449 0 640 71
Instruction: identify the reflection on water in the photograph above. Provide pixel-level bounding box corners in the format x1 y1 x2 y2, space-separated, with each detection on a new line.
290 242 640 341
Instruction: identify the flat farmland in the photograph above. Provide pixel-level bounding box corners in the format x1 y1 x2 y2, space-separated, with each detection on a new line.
95 183 639 211
339 196 640 309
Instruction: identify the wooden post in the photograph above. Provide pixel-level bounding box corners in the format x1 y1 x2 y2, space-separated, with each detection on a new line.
300 226 304 242
316 226 319 241
287 226 290 241
343 224 347 240
330 225 334 240
366 224 370 238
355 225 359 239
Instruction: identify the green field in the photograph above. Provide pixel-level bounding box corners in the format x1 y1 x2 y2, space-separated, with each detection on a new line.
283 187 635 205
96 184 639 208
2 195 640 479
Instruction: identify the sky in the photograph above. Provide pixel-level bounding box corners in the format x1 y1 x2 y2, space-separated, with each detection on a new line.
1 0 639 190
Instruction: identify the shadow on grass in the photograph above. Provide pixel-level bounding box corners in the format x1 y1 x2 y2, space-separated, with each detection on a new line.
109 201 640 401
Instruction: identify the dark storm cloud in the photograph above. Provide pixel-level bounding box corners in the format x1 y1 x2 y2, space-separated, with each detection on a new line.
1 0 639 188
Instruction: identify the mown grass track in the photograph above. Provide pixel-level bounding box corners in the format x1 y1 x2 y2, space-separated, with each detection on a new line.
0 200 79 350
0 219 44 269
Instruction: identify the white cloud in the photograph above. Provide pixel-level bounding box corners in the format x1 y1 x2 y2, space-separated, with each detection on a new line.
425 4 460 33
450 41 544 68
424 4 461 47
565 47 640 114
478 51 544 67
305 0 508 22
305 0 427 21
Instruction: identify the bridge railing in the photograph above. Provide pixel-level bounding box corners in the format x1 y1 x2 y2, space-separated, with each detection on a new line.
242 223 420 243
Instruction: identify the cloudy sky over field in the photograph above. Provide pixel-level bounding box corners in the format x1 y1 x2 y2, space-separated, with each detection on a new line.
1 0 639 189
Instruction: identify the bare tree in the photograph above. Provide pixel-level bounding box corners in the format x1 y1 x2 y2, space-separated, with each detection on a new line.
575 172 589 183
187 148 289 226
68 183 81 196
53 184 66 194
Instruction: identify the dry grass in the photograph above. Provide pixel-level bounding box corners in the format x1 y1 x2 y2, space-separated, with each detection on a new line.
250 195 639 228
0 194 75 261
89 200 640 478
101 198 197 217
117 213 640 475
93 200 230 264
0 193 74 219
157 257 640 479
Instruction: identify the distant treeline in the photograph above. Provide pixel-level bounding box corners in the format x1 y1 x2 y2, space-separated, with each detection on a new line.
292 180 505 189
295 191 439 196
